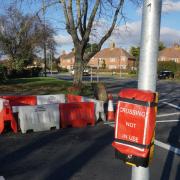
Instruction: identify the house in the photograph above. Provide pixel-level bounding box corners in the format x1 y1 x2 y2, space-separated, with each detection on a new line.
59 50 75 70
158 44 180 63
59 43 136 70
89 43 136 70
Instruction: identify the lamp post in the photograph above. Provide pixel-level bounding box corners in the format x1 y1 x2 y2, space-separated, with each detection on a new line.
132 1 162 180
43 0 47 77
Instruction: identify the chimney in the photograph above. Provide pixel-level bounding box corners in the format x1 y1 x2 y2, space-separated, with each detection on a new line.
62 50 66 55
110 42 116 49
173 43 180 49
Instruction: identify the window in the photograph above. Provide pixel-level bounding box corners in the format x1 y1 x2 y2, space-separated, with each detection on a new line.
121 56 126 61
160 57 165 61
109 65 117 69
120 65 126 69
173 58 178 63
110 58 116 62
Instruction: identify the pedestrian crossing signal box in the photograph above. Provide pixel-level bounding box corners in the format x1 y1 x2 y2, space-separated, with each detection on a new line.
112 88 158 167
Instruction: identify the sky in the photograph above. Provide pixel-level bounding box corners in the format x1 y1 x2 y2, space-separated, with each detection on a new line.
0 0 180 57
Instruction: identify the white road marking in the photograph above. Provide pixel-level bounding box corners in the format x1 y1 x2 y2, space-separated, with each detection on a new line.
154 140 180 155
159 99 169 102
104 122 115 125
0 176 5 180
162 102 180 110
157 112 180 117
156 120 180 123
105 122 180 155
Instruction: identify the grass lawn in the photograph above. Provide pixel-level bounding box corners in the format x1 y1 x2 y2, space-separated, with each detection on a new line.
0 77 94 97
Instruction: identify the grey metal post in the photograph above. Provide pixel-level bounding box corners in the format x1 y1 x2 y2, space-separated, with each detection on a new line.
91 67 93 82
97 59 99 82
132 0 162 180
51 53 53 76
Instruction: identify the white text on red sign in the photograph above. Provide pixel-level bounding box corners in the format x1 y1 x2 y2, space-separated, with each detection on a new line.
122 134 139 143
120 107 146 117
126 122 136 128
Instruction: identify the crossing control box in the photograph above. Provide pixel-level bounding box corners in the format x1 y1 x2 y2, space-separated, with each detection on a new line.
112 88 158 167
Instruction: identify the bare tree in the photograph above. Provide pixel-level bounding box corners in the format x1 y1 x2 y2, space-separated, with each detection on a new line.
13 0 141 85
58 0 125 86
0 6 55 71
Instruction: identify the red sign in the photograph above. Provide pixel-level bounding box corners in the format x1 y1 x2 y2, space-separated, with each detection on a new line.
115 101 150 152
112 88 157 166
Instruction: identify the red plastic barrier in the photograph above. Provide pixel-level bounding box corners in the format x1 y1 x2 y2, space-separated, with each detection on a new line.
66 94 83 103
0 96 37 106
59 102 95 128
0 99 17 133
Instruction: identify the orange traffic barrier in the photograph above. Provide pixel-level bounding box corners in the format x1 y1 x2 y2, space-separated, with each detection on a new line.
59 102 95 128
66 94 83 103
0 99 17 133
0 96 37 106
107 94 115 121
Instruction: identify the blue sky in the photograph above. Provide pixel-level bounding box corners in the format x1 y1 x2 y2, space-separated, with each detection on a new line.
0 0 180 56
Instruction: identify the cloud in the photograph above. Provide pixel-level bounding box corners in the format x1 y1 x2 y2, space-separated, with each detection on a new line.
137 0 180 15
105 21 141 49
104 21 180 49
163 0 180 13
54 34 72 46
160 27 180 45
55 20 180 53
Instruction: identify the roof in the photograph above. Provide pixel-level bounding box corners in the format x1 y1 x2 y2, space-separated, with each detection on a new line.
60 52 74 60
59 47 135 60
93 47 135 59
159 47 180 58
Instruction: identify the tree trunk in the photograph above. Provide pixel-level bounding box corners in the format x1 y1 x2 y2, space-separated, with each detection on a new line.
73 55 83 87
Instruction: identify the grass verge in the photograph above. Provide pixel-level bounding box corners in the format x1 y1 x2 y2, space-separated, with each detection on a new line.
0 77 94 97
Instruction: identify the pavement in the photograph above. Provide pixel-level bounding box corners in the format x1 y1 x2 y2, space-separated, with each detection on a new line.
0 76 179 180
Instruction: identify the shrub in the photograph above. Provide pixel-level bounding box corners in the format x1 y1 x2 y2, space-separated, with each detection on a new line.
0 64 7 83
158 61 178 73
57 67 68 72
7 67 42 78
175 71 180 79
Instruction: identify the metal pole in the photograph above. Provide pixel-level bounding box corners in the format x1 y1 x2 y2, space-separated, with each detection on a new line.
97 59 99 82
91 67 92 82
43 0 47 77
132 0 162 180
51 53 53 76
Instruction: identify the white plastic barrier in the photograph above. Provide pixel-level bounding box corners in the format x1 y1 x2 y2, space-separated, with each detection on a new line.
37 94 66 105
18 104 60 133
83 97 106 122
0 98 5 112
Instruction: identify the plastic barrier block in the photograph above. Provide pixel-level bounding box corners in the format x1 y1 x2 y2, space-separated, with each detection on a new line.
83 97 106 122
0 96 37 106
18 104 59 133
59 102 95 128
66 94 83 103
37 94 66 105
0 98 17 134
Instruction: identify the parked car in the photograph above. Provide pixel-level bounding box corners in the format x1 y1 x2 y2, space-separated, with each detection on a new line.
158 70 174 79
70 68 90 76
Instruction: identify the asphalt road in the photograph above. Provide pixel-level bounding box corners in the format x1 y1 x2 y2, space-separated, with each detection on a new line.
0 76 179 180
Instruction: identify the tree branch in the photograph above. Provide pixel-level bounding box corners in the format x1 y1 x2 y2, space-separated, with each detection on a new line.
82 0 100 45
59 0 71 34
76 0 84 37
82 0 88 33
66 0 80 45
83 0 124 62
